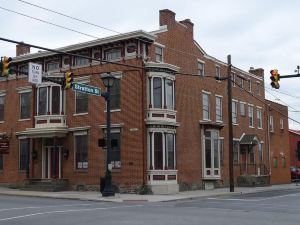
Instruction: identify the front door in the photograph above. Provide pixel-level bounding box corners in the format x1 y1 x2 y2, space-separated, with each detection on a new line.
42 146 62 179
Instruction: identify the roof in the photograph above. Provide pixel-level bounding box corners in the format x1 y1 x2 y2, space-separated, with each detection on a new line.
240 134 259 145
12 30 156 63
289 129 300 136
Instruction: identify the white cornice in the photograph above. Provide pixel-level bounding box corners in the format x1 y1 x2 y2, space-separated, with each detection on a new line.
12 30 156 63
145 62 180 72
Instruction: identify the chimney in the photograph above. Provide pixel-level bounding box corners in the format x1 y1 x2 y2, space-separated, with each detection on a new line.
16 43 30 56
159 9 176 27
249 67 264 77
179 19 194 38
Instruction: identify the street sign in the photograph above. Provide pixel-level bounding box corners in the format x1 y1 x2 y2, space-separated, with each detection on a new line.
0 139 9 154
28 62 42 85
72 83 101 96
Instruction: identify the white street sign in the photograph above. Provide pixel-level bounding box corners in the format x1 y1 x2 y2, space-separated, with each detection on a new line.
28 62 42 85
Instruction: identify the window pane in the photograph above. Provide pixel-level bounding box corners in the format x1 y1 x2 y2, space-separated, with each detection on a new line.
198 62 204 76
52 86 60 115
153 78 162 108
20 92 31 119
232 101 237 124
166 79 174 110
233 141 239 164
154 133 163 170
216 97 222 121
166 134 174 169
155 47 163 62
76 92 88 114
205 139 212 168
0 96 5 121
203 93 210 120
75 135 88 169
38 87 47 115
110 79 121 110
19 139 29 171
75 56 89 66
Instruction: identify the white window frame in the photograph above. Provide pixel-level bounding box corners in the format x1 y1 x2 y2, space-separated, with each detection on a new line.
155 45 164 63
257 107 263 129
232 100 238 125
202 91 210 121
46 61 60 72
280 118 284 130
203 129 220 179
73 131 88 170
269 116 274 132
231 72 236 87
248 105 254 127
215 95 222 122
215 66 221 80
198 60 205 76
240 102 246 116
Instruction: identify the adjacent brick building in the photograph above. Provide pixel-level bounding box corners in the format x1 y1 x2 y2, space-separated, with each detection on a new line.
289 130 300 168
0 9 290 193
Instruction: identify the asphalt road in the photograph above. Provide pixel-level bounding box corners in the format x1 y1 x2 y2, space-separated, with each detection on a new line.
0 189 300 225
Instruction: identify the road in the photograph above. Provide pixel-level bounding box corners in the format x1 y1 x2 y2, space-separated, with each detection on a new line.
0 189 299 225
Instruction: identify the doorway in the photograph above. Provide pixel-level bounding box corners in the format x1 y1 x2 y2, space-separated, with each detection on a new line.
42 145 63 179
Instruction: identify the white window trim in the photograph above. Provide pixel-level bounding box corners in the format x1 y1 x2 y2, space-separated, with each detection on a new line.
154 44 164 63
248 104 254 128
257 107 263 129
202 92 211 121
240 101 246 116
231 72 236 87
280 118 284 130
269 116 274 132
232 99 238 125
197 59 205 76
215 95 223 123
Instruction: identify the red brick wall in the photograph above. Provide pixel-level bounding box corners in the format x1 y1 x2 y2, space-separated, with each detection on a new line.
289 131 300 168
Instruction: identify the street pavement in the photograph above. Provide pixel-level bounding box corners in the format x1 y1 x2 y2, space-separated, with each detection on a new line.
0 182 299 202
0 185 300 225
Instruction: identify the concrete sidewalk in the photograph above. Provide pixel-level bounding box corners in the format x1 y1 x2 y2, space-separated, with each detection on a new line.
0 183 299 203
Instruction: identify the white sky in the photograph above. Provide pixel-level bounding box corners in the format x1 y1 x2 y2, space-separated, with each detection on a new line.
1 0 300 129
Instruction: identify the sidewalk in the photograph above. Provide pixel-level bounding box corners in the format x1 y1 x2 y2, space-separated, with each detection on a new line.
0 183 299 203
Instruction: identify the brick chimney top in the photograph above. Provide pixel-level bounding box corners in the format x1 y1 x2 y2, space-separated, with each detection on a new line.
249 67 264 77
159 9 176 27
16 43 30 56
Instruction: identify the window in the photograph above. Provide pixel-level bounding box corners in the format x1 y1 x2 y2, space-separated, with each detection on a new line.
216 66 221 79
111 132 121 169
240 102 246 116
153 78 162 108
233 140 239 164
19 64 28 75
74 55 89 67
0 95 5 121
257 108 262 129
166 79 174 110
166 133 175 169
126 43 136 55
256 82 260 95
232 100 238 124
248 79 252 92
280 118 284 130
19 139 29 171
47 61 59 71
231 73 236 87
110 79 121 110
240 76 244 89
38 86 63 115
155 46 163 62
202 93 210 120
216 96 222 122
150 132 175 170
75 134 88 169
198 61 205 76
38 87 47 115
204 130 220 177
105 48 121 61
269 116 274 132
0 154 3 170
219 138 224 166
248 105 254 127
154 132 163 170
20 92 31 119
76 91 88 114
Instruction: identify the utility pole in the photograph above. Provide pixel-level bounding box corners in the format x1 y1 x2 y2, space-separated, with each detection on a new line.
227 55 234 192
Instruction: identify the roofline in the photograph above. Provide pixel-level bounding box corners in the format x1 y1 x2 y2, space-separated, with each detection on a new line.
289 129 300 136
13 30 156 63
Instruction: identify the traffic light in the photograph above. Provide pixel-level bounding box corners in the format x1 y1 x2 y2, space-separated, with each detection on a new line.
270 69 280 89
63 71 74 89
1 56 13 76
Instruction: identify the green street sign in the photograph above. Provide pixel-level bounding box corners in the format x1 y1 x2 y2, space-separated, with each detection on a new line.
72 83 101 96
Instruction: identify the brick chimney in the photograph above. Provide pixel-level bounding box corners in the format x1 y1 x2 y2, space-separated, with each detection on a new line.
249 67 264 78
179 19 194 38
16 43 30 56
159 9 176 27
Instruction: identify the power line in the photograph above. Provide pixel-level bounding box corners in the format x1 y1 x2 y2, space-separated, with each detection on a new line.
264 85 300 99
264 88 299 111
0 6 98 39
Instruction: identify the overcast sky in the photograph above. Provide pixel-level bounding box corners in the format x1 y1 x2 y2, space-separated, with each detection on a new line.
1 0 300 129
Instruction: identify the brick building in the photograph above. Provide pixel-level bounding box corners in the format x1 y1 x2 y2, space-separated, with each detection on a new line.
289 130 300 168
0 9 290 193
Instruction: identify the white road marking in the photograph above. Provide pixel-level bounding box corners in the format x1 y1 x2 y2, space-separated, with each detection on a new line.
0 203 104 212
0 204 144 222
